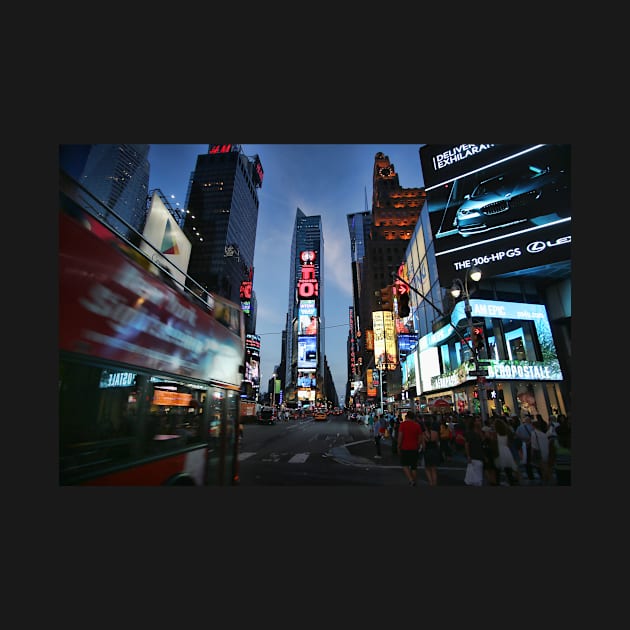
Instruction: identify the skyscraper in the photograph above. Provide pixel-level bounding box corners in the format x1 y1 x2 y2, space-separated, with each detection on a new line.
284 208 325 405
347 210 372 387
183 144 263 334
73 144 151 239
349 152 425 407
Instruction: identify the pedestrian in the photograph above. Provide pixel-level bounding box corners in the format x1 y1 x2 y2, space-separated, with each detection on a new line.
421 413 440 486
515 415 536 481
390 413 400 455
453 418 468 455
507 415 523 465
494 417 521 485
397 410 422 486
367 410 374 433
550 424 571 485
480 425 499 486
530 417 551 484
372 413 385 459
463 416 485 486
439 418 452 462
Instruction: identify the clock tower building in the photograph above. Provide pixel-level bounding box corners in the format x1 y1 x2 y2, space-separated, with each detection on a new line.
359 152 426 403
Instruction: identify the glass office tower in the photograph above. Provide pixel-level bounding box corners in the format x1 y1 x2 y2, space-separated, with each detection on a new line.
183 145 262 323
76 144 150 238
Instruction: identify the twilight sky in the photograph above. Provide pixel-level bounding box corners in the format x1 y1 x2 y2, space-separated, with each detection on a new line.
148 144 426 401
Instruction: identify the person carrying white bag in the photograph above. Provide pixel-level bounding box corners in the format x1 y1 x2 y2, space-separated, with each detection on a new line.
463 417 485 486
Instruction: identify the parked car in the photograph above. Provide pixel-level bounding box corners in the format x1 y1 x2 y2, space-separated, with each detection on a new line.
453 163 569 236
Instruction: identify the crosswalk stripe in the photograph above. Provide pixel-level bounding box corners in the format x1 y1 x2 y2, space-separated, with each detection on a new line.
288 453 309 463
238 452 256 461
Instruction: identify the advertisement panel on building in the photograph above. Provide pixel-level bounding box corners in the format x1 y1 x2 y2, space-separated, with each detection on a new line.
418 298 563 394
419 144 571 287
297 370 316 388
245 334 261 390
367 368 377 397
298 335 317 368
140 191 192 286
372 311 397 370
298 299 318 335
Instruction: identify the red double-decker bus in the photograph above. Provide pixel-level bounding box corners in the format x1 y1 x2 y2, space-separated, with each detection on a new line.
59 171 246 486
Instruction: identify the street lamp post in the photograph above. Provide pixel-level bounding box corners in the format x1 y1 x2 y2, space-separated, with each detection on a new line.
450 267 488 425
377 361 384 416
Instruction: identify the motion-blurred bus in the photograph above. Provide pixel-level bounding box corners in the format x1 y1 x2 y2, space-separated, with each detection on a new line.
59 170 246 486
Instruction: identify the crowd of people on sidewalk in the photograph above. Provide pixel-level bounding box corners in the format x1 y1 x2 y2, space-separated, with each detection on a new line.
362 407 571 487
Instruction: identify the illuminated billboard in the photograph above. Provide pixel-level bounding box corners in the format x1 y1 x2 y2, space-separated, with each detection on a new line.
297 370 317 388
367 368 377 397
240 280 252 314
298 335 317 369
140 191 192 286
298 299 318 335
245 334 260 390
398 333 418 360
420 144 571 287
401 351 418 391
417 298 563 394
372 311 398 370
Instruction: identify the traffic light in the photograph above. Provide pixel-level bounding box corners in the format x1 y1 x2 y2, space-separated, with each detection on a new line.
397 288 410 318
471 325 485 352
379 285 394 311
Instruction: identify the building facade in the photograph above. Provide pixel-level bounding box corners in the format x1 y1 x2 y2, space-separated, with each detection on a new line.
397 144 571 420
183 144 263 336
347 152 426 410
284 208 326 405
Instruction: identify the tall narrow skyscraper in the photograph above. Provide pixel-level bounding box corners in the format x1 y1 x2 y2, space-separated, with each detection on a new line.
284 208 325 405
183 144 263 334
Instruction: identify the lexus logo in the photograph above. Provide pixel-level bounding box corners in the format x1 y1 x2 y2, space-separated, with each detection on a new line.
527 241 547 254
526 235 571 254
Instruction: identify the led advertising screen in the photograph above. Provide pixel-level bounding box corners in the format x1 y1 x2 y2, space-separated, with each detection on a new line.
420 144 571 287
367 368 377 397
298 299 318 335
297 335 317 369
297 370 317 388
398 333 418 360
417 298 563 394
245 334 260 389
401 351 418 391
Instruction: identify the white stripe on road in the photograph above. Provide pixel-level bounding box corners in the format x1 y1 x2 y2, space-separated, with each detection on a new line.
288 453 310 463
238 452 256 461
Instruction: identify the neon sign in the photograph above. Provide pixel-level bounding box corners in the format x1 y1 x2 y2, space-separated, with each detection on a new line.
209 144 234 154
297 250 318 298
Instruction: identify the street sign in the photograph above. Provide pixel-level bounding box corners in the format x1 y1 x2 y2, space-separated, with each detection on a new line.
477 360 492 366
469 370 489 377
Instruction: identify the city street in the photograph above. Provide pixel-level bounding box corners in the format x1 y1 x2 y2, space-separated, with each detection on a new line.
237 413 468 486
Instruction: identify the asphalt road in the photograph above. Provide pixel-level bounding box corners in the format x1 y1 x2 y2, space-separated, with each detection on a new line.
236 413 468 486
